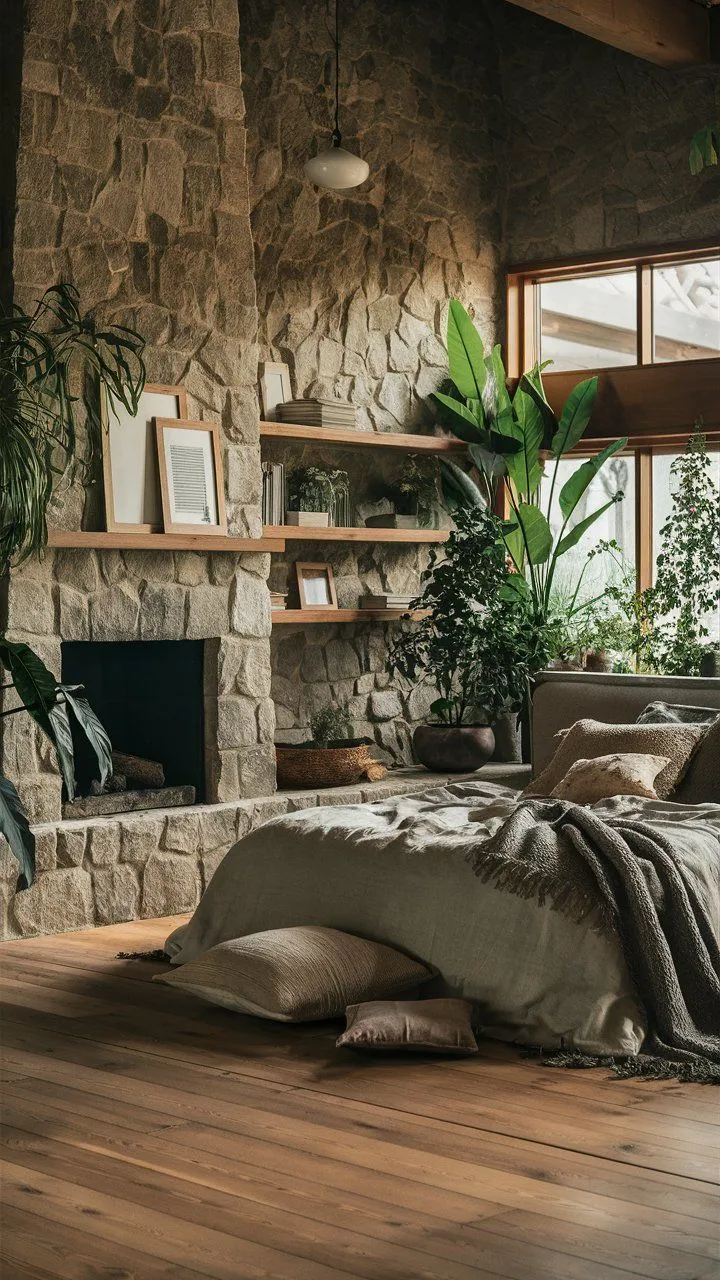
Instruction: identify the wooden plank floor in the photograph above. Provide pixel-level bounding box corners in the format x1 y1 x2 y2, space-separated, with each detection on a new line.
1 918 718 1279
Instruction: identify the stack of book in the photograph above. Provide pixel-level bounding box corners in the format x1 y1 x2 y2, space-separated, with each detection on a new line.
277 399 357 429
270 591 288 611
262 462 285 525
360 594 416 611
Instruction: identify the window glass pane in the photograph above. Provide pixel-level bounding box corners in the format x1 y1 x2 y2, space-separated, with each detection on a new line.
539 453 635 607
539 270 637 371
653 257 720 363
652 449 720 642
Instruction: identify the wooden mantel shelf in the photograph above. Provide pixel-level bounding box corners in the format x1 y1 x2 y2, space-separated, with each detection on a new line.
47 531 285 553
263 525 448 544
260 422 465 453
273 608 426 624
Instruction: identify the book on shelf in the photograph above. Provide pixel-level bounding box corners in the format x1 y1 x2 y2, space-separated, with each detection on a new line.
261 461 285 526
360 594 417 610
277 399 356 429
270 591 288 611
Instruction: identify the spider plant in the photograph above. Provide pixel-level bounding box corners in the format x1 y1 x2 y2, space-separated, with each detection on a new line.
0 282 146 887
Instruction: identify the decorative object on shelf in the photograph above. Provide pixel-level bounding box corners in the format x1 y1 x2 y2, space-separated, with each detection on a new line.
155 418 227 536
275 702 385 789
259 361 292 421
390 507 541 773
102 384 186 534
262 461 286 526
368 455 439 530
304 0 369 192
277 398 357 429
295 561 338 610
286 465 350 527
360 594 415 610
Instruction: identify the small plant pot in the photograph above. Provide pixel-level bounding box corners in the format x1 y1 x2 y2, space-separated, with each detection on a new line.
584 648 612 673
286 511 330 527
364 514 419 530
413 724 495 773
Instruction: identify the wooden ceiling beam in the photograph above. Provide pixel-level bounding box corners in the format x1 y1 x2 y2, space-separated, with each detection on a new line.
504 0 713 67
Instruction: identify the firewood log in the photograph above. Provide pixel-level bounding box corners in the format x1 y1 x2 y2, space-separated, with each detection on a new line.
110 751 165 788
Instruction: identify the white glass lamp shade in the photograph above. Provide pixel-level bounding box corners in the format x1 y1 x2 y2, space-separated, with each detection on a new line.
305 145 369 191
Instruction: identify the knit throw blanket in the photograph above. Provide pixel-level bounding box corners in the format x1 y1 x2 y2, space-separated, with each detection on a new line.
468 800 720 1083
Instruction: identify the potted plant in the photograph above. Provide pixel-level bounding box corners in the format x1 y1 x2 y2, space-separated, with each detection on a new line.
365 455 439 529
389 506 542 772
275 702 386 789
0 282 146 885
286 466 350 527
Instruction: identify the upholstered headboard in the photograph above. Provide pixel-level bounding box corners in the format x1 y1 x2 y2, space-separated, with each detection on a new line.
531 672 720 774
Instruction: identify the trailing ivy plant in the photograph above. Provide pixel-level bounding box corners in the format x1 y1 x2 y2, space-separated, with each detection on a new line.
432 300 628 660
0 282 145 887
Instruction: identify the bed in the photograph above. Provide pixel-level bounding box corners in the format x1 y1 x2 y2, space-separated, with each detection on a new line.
165 673 720 1059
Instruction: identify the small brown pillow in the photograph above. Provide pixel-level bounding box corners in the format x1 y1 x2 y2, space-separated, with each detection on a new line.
154 926 434 1022
674 717 720 805
524 719 704 801
550 753 671 803
337 999 479 1055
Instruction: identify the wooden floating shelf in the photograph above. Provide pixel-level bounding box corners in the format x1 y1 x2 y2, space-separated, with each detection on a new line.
47 531 285 553
263 525 448 544
260 422 465 453
272 608 426 624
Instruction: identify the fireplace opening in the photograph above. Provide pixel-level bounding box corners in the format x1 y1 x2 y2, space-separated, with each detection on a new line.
61 640 205 815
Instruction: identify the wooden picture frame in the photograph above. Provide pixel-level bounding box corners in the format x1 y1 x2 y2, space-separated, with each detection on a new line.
155 418 227 536
295 562 338 610
259 361 292 420
102 384 187 533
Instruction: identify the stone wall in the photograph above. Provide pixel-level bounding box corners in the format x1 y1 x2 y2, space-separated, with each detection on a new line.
241 0 504 759
496 5 720 263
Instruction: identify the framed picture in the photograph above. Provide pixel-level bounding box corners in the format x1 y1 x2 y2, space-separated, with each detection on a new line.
295 561 338 610
102 384 187 533
259 361 292 420
155 418 227 536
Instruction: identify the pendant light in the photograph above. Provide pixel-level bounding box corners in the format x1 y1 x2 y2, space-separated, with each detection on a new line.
305 0 369 191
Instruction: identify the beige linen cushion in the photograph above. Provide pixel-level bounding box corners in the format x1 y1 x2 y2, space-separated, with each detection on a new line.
337 998 479 1055
550 753 671 804
524 719 704 800
154 926 434 1021
674 717 720 805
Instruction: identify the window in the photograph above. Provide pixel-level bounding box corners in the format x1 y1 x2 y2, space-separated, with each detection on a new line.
539 270 637 371
652 259 720 363
539 454 635 604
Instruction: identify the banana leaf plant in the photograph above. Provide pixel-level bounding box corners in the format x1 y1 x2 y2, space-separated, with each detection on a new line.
0 282 145 888
432 299 627 644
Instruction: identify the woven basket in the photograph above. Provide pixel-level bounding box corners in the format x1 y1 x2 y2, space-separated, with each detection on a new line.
276 743 386 790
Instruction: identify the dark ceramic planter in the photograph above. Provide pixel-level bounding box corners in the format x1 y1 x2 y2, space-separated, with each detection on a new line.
699 649 720 678
413 723 495 773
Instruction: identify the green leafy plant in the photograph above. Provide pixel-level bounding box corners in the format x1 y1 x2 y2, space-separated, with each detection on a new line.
390 506 550 726
432 300 627 657
690 123 719 174
287 466 349 516
369 455 439 526
0 283 145 576
0 281 146 886
641 426 720 675
310 702 354 746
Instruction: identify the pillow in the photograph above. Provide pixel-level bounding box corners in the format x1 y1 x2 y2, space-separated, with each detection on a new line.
550 753 671 803
154 926 434 1021
524 718 705 801
674 717 720 805
636 701 719 726
337 999 479 1055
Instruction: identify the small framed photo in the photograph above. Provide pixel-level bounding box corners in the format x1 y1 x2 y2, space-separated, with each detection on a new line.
259 361 292 420
155 419 227 536
295 562 338 610
102 384 187 533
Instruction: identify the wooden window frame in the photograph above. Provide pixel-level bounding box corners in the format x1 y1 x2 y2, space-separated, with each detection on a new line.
505 239 719 592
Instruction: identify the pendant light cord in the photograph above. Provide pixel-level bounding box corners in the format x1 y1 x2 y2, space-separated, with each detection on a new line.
332 0 341 147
